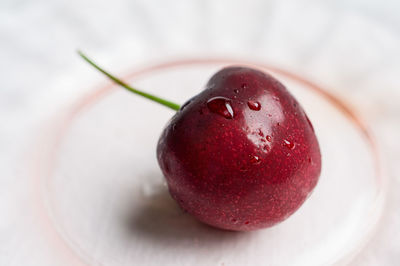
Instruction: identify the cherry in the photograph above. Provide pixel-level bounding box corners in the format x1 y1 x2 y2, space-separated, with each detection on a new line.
80 52 321 231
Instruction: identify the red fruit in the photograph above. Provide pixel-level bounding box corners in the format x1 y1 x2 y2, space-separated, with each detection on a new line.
157 67 321 231
78 53 321 231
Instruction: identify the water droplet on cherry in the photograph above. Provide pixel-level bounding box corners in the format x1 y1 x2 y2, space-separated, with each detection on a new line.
241 83 248 89
206 97 234 119
247 101 261 111
266 135 272 142
250 155 261 164
233 89 239 94
283 139 295 149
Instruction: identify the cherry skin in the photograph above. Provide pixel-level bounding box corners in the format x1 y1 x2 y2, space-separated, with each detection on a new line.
157 67 321 231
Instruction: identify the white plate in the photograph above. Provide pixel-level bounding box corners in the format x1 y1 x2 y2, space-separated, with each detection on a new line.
33 59 386 266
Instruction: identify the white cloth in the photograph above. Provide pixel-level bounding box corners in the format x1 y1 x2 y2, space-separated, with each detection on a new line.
1 0 399 265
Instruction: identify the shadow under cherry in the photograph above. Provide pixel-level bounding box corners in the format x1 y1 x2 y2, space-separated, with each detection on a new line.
123 179 245 248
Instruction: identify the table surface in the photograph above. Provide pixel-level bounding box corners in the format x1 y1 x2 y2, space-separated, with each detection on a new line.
1 0 399 265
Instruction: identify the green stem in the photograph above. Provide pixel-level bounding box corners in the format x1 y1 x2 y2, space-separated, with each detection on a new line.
78 51 181 111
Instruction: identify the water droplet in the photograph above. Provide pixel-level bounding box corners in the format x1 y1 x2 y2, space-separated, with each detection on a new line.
266 135 272 142
247 101 261 111
244 221 250 225
231 218 238 224
283 139 295 149
241 83 248 89
262 145 270 152
233 89 239 94
250 155 261 165
258 129 264 137
206 97 234 119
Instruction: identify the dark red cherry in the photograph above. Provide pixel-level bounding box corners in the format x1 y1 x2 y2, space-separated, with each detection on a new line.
79 53 321 232
157 67 321 231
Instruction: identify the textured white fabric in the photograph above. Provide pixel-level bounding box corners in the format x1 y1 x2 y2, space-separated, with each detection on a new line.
0 0 399 265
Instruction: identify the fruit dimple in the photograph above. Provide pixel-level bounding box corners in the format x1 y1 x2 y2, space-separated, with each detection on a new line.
206 97 234 119
247 101 261 111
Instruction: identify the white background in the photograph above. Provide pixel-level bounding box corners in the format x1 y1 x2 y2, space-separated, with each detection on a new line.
1 0 399 265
